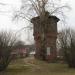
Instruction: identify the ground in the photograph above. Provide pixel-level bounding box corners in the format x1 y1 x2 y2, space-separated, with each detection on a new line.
0 57 75 75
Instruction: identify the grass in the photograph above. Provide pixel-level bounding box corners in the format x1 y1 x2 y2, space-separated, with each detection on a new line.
0 57 75 75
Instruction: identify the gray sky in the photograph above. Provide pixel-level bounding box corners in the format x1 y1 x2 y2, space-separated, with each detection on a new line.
0 0 74 44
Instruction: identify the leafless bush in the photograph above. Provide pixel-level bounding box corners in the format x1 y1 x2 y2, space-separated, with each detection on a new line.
59 28 75 68
0 31 18 71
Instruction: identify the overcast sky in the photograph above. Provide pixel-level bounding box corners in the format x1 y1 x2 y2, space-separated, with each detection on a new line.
0 0 74 44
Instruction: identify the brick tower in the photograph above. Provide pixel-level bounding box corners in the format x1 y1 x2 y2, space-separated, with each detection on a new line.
31 15 59 62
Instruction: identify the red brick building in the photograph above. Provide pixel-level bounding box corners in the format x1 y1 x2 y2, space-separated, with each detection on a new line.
31 15 59 62
11 46 28 58
11 45 35 59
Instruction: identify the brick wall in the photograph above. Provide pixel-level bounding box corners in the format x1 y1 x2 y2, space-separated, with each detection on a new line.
31 16 59 62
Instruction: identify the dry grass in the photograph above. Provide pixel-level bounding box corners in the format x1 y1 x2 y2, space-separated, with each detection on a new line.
0 57 75 75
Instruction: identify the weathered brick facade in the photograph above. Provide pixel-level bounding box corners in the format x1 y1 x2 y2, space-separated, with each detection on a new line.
31 15 59 62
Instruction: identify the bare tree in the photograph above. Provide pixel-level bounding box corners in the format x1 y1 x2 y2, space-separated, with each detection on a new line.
58 28 75 68
15 40 25 46
13 0 70 61
0 31 18 71
13 0 70 22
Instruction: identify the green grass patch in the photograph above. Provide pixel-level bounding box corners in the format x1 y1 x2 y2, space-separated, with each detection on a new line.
0 58 75 75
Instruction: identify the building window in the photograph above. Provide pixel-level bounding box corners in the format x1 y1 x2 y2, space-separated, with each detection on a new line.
47 47 50 55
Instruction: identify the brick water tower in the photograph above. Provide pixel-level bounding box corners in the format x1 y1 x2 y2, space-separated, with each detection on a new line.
31 13 59 62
